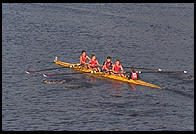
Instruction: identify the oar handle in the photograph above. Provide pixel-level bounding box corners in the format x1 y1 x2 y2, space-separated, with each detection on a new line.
110 71 128 74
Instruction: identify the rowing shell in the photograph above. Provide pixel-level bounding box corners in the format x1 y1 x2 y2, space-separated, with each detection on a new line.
54 57 162 89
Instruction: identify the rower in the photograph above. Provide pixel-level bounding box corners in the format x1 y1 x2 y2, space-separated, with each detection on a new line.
128 67 140 80
102 56 113 72
89 54 101 72
79 50 91 67
112 60 125 77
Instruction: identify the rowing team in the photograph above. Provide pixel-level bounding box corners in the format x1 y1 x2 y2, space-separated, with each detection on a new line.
79 50 140 80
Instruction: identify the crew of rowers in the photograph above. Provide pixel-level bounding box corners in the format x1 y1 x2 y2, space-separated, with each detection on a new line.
79 50 140 80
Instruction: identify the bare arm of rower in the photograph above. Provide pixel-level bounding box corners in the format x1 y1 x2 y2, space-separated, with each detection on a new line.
102 62 109 71
86 56 91 61
96 60 101 66
112 65 115 72
79 56 84 64
88 60 92 67
102 62 106 70
120 65 124 73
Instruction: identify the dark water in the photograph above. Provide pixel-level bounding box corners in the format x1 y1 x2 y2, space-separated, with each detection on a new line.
2 3 194 131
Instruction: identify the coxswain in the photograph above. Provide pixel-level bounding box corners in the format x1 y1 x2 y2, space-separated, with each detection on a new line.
128 67 140 80
89 54 101 72
112 60 125 77
102 56 113 72
79 50 91 67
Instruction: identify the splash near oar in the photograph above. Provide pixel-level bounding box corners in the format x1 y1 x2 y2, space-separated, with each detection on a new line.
42 80 66 84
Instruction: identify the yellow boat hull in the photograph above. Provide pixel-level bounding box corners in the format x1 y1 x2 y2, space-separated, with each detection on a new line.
54 59 162 89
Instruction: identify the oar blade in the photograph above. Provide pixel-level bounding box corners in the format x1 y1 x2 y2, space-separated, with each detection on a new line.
183 71 187 74
43 73 48 77
43 73 55 77
25 71 36 74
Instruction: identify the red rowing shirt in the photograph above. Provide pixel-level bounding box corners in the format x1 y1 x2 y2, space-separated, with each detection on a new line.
131 72 138 80
113 64 121 72
80 56 87 64
103 61 112 70
90 59 97 68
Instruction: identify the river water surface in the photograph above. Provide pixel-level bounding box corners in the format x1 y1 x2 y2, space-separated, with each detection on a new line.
2 3 194 131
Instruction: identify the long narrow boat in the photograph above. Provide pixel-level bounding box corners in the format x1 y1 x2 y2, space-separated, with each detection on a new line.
54 57 162 89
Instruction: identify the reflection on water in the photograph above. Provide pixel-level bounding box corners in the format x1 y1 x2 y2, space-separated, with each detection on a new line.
108 82 124 97
128 84 137 90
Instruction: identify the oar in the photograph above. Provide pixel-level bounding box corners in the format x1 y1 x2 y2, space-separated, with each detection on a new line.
105 71 129 74
43 70 129 77
137 70 187 74
158 70 187 74
124 66 161 71
25 67 65 74
43 72 92 77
